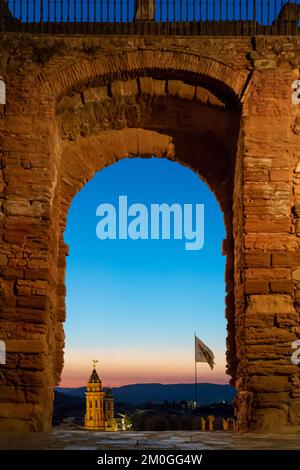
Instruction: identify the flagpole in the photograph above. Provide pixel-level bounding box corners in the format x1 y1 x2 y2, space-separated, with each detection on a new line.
194 332 197 408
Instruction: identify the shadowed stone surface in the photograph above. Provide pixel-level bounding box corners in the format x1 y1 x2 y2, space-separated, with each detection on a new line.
1 430 300 450
0 33 300 433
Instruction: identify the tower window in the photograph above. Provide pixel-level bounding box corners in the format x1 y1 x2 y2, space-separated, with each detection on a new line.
89 400 92 408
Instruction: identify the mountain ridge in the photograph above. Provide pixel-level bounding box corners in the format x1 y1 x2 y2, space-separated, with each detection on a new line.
56 382 236 405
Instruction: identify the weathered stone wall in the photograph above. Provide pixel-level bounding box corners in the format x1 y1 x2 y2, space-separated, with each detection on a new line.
0 33 299 432
237 40 300 431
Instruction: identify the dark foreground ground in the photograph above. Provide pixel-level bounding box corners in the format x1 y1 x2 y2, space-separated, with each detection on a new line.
1 429 300 450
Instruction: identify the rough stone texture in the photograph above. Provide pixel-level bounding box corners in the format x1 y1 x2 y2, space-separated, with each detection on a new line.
1 429 300 450
0 33 300 433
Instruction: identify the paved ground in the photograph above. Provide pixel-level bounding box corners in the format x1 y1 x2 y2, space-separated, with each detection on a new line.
1 429 300 450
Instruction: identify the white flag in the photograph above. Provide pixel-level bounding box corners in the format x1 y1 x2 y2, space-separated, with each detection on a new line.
195 335 215 370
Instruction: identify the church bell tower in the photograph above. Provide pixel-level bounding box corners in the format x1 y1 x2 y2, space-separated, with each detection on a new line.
105 387 117 431
84 360 106 431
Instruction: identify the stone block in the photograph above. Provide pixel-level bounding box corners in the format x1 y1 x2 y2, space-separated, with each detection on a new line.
246 294 295 314
248 375 291 393
168 80 195 100
245 268 290 280
245 280 269 294
0 254 8 266
5 340 46 354
244 252 270 268
111 80 138 97
24 268 50 281
244 216 291 233
0 417 32 432
270 280 294 293
0 403 34 419
275 312 299 327
83 86 108 103
293 269 300 281
272 252 300 267
0 386 25 403
270 170 292 182
244 234 299 251
3 200 44 218
1 267 24 280
19 353 46 371
16 296 48 310
139 77 165 96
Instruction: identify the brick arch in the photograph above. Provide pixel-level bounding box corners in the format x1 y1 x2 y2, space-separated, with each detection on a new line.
55 86 238 216
37 50 250 105
48 63 242 434
1 37 299 436
58 128 232 229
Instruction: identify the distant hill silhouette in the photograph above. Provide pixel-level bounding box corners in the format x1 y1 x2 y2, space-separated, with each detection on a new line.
53 391 85 425
56 383 236 405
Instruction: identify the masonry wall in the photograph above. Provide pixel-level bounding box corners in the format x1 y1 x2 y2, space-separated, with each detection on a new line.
0 33 299 432
238 45 300 430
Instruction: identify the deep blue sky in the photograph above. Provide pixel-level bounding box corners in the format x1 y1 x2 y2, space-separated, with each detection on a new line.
61 158 228 387
8 0 288 25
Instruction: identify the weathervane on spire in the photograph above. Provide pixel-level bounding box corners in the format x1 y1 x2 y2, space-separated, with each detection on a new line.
92 359 99 369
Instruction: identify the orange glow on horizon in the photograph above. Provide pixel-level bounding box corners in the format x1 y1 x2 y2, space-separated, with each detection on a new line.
60 376 230 388
60 347 229 388
59 366 229 388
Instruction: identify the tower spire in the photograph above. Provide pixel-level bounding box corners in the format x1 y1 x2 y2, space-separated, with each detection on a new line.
92 359 98 369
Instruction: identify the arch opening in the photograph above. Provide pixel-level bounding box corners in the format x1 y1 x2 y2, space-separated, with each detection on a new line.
51 69 241 430
58 155 234 430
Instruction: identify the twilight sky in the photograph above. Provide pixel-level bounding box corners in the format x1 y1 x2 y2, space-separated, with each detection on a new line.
10 0 283 24
61 157 228 388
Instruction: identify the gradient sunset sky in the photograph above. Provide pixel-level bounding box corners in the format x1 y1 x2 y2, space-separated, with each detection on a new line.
61 157 228 388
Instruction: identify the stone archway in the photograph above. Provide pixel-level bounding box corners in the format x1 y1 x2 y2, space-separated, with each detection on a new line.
0 44 299 433
51 63 241 435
